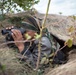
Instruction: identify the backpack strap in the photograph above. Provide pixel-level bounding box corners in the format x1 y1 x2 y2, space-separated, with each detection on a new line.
43 28 67 64
43 28 60 53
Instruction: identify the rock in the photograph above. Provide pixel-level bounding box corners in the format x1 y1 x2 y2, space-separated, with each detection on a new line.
35 12 76 45
46 59 76 75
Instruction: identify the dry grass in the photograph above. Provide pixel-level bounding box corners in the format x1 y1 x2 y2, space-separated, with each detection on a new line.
0 25 24 75
0 46 28 75
0 34 38 75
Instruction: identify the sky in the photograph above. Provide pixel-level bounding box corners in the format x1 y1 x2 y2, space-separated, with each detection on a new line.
34 0 76 16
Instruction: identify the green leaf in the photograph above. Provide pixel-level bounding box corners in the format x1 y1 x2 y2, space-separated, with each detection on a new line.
49 53 54 58
24 33 31 40
68 26 75 34
72 15 76 20
49 59 53 62
0 64 6 71
66 39 73 48
0 0 40 14
45 59 49 64
40 57 47 64
34 33 41 39
1 65 6 71
43 53 48 57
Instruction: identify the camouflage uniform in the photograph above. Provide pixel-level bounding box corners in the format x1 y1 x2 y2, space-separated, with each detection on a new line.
21 35 55 67
20 15 66 68
5 15 66 68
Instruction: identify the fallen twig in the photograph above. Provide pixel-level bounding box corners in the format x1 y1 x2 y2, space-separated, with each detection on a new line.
53 44 67 61
0 39 35 48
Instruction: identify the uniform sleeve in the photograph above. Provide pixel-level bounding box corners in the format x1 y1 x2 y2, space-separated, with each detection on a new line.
20 37 53 68
30 36 52 67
